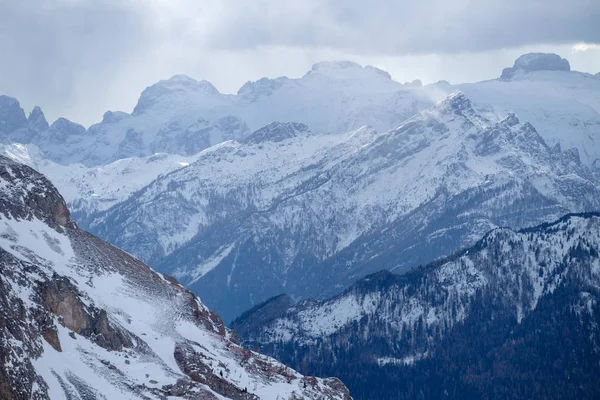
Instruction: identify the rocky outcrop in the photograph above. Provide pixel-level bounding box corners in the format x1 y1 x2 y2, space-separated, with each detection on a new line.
174 343 259 400
501 53 570 79
27 107 49 131
0 156 75 228
241 122 310 145
39 276 133 351
0 95 27 134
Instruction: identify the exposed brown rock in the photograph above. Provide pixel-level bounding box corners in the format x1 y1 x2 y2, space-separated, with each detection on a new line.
38 275 132 351
41 326 61 352
39 277 88 332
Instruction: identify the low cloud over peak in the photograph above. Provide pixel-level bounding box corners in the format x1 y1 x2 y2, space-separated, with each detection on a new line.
0 0 598 126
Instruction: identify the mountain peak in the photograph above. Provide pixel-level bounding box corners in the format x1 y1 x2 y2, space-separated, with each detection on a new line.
158 74 219 93
307 61 392 80
102 110 129 124
237 76 289 97
49 117 86 135
500 112 520 127
501 53 570 79
28 106 49 131
132 75 220 115
433 91 473 113
242 121 310 145
0 95 27 133
0 155 74 227
311 60 362 71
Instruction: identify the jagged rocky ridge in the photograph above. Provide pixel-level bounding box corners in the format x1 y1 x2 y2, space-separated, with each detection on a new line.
0 63 436 167
3 53 598 168
232 212 600 400
83 92 600 322
0 156 351 400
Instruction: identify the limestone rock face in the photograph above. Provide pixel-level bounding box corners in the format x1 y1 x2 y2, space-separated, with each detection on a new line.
27 106 49 131
0 95 27 134
501 53 570 79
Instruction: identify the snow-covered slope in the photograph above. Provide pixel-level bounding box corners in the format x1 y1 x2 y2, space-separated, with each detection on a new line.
86 93 600 322
457 54 600 166
0 142 201 219
0 156 351 400
232 212 600 399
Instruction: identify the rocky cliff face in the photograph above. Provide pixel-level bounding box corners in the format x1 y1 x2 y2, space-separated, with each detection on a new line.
0 156 351 400
0 95 27 134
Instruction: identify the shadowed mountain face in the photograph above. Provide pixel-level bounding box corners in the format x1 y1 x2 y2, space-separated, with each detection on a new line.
82 93 600 322
0 156 351 400
232 212 600 400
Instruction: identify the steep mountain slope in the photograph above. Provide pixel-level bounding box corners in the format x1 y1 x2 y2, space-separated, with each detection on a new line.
232 212 600 400
0 156 351 400
87 93 600 322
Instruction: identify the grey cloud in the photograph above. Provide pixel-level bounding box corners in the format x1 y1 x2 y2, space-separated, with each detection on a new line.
0 0 146 117
204 0 600 54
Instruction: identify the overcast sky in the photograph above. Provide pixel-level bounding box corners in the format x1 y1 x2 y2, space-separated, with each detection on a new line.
1 0 599 127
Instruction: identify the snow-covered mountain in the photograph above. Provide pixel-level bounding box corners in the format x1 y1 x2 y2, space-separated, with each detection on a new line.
83 92 600 322
0 90 249 167
457 53 600 166
1 52 599 322
232 212 600 399
0 156 351 400
0 63 440 166
4 53 598 169
0 142 201 220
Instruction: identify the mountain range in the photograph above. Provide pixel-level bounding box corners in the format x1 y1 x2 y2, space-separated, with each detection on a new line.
80 91 600 322
1 51 600 399
232 212 600 399
1 53 599 323
1 53 599 167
